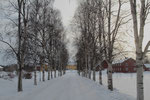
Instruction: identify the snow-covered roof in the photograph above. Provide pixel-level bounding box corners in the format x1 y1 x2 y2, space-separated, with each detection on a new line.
112 58 131 64
112 57 133 64
0 66 3 69
144 64 150 68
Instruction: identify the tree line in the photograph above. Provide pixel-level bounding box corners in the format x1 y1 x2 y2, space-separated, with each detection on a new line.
74 0 150 100
0 0 68 92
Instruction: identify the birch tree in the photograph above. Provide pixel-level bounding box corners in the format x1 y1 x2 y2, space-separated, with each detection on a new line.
129 0 150 100
103 0 129 91
0 0 34 91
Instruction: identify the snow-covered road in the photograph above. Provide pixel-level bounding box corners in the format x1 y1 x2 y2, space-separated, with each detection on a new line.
1 71 135 100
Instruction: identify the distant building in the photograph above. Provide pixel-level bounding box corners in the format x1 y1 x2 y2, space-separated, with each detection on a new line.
66 65 77 70
3 64 17 72
23 65 35 72
101 58 149 73
112 58 137 73
101 60 108 69
0 66 3 71
36 65 48 71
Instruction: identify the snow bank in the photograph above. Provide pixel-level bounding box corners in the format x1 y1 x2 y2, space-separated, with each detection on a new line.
0 70 135 100
95 71 150 100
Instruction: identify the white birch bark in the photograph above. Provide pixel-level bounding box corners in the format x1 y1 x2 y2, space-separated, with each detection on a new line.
107 62 113 91
129 0 150 100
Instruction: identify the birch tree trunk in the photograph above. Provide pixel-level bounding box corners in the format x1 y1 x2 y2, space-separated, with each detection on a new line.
51 66 53 79
99 65 102 85
129 0 150 100
48 66 50 80
60 64 63 76
17 0 22 92
39 70 41 81
18 0 27 92
88 67 91 79
93 67 96 81
34 67 37 85
107 62 113 91
136 56 144 100
54 67 56 78
88 56 91 79
85 54 88 78
42 67 45 81
18 64 23 91
93 59 96 82
107 0 113 91
63 68 66 75
78 67 80 76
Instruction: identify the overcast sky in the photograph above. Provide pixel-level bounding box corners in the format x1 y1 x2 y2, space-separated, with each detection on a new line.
54 0 78 64
54 0 77 27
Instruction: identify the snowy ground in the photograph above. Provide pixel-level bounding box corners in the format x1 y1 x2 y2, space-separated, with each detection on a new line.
95 70 150 100
0 70 135 100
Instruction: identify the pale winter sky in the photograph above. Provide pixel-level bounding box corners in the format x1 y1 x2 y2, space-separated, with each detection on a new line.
54 0 78 64
54 0 77 27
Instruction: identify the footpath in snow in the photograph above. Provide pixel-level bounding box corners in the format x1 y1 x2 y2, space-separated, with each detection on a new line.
0 71 135 100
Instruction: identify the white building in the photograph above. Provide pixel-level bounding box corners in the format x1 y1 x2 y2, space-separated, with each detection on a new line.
0 66 3 71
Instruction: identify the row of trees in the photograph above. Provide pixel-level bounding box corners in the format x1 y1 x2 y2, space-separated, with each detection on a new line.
0 0 68 92
74 0 126 90
74 0 150 100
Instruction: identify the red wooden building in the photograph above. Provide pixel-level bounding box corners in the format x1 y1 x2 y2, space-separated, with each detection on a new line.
112 58 137 73
101 58 149 73
101 60 108 69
